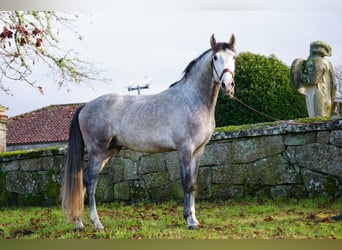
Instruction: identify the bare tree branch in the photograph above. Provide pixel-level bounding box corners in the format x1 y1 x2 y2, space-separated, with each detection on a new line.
0 11 99 95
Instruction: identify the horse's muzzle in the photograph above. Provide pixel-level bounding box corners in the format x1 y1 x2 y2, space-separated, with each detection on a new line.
221 80 235 98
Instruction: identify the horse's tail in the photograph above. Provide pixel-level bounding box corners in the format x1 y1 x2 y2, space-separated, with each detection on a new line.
62 106 85 222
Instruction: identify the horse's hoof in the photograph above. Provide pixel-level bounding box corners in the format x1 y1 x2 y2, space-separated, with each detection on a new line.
74 227 85 232
94 222 105 231
185 215 200 230
75 219 85 231
94 225 105 231
187 224 200 230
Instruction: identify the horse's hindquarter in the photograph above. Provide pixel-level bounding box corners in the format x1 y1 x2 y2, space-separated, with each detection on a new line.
78 94 135 151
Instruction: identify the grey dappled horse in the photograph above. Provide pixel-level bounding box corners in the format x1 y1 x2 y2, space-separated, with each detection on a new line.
62 34 236 230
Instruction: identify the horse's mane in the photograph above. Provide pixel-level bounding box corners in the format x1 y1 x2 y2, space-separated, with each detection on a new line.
169 49 210 88
169 42 234 88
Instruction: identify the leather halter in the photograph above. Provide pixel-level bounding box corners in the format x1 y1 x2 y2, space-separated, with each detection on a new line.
212 60 235 81
218 68 234 80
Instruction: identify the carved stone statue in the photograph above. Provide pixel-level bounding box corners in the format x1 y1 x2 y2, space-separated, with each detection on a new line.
290 41 337 117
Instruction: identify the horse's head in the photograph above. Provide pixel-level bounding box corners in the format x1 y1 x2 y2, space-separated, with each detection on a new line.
210 34 236 97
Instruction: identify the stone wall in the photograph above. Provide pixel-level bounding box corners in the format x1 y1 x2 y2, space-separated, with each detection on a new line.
1 119 342 206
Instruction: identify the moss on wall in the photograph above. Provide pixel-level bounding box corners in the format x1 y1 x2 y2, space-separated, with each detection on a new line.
214 117 331 133
0 146 65 161
46 170 61 198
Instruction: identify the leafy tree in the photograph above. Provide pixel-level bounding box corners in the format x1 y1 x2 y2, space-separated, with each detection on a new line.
216 52 307 126
0 11 97 94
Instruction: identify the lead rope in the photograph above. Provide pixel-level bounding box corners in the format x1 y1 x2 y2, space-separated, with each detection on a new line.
229 94 280 122
228 94 323 126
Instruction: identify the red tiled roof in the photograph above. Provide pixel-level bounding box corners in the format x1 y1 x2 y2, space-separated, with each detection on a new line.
7 103 84 145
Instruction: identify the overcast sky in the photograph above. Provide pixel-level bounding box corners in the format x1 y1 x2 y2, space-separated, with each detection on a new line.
1 0 342 117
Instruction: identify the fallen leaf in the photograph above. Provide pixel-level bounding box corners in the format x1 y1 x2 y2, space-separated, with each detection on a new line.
306 213 316 220
258 199 265 205
264 216 273 222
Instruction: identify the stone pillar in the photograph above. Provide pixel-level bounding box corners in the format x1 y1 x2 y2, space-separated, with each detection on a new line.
0 105 9 153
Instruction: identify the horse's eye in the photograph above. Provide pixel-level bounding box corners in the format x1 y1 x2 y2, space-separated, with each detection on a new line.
213 55 218 61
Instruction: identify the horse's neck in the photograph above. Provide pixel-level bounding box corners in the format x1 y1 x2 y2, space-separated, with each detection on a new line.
183 59 220 113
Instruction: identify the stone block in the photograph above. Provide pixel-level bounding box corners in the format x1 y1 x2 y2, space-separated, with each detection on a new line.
5 171 38 195
130 181 147 201
329 130 342 147
284 132 316 146
231 135 284 163
108 157 124 183
197 167 212 199
282 146 296 164
212 164 245 184
139 153 166 175
114 182 130 200
317 131 330 144
302 169 341 197
96 174 114 202
246 155 301 185
37 171 48 192
143 172 169 189
269 185 306 199
148 180 183 201
123 158 138 180
295 143 342 177
211 184 244 199
0 160 19 172
20 157 47 172
201 142 233 166
165 151 180 181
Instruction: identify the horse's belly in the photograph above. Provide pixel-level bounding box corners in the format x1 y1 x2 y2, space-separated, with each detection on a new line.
117 131 177 153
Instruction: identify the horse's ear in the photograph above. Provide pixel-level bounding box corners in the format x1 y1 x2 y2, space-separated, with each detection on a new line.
210 34 216 48
229 33 235 49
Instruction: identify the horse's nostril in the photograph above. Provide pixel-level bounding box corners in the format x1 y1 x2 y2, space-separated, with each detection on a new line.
221 82 226 90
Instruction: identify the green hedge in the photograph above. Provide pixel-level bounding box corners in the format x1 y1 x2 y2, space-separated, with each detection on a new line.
216 52 307 126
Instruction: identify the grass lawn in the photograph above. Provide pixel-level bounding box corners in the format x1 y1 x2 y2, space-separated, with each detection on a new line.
0 197 341 239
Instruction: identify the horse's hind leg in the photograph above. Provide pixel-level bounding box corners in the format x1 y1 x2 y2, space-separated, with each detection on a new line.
85 151 113 230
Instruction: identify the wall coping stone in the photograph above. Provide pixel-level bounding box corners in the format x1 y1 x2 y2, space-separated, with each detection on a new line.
0 146 66 162
212 118 342 141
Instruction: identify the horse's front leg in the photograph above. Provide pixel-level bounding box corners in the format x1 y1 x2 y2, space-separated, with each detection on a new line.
179 147 204 229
